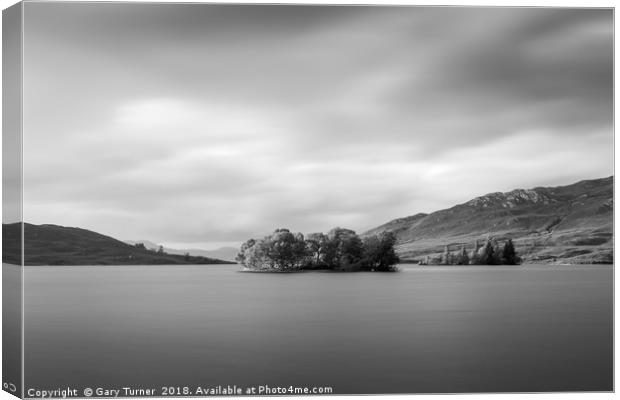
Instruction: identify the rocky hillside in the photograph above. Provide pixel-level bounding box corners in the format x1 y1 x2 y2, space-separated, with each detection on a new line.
364 177 613 264
2 223 235 266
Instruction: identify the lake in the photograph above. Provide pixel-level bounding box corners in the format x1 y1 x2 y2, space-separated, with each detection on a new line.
14 264 613 395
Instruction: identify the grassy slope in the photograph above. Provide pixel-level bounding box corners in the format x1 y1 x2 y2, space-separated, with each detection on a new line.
2 223 236 266
364 177 613 264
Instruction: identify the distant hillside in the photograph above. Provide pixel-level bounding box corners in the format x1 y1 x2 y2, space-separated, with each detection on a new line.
364 213 428 238
2 223 236 266
124 240 239 262
364 177 613 264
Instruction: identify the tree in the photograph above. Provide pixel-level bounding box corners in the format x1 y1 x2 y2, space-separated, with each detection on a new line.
339 235 364 270
363 232 399 271
246 240 270 270
236 238 256 265
362 235 381 270
157 245 165 254
480 238 497 265
502 239 519 265
328 227 364 270
305 232 330 269
262 229 308 271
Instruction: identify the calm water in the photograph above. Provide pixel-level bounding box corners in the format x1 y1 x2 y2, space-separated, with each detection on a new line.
18 264 613 394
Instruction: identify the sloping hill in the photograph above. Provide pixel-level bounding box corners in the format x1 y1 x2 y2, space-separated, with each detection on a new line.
124 240 239 262
363 213 428 238
364 177 613 264
2 223 235 266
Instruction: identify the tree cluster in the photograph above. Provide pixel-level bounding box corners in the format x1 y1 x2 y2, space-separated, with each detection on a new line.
236 227 399 272
427 237 520 265
133 242 167 255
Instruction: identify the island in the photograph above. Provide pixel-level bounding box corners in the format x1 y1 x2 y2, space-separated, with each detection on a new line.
237 227 399 272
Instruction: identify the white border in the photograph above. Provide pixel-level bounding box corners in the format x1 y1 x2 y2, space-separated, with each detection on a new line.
0 2 616 400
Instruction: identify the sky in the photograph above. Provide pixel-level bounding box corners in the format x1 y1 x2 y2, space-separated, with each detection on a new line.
20 3 613 249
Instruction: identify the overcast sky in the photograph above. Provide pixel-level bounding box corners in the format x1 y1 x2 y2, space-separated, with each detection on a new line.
21 3 612 249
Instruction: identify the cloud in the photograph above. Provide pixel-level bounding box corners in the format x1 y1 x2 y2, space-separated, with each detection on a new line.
21 4 613 248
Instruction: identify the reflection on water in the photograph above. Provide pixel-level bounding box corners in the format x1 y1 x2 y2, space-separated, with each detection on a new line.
23 264 612 394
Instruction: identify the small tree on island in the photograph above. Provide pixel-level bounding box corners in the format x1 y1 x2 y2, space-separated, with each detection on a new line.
235 239 256 265
239 238 272 270
362 232 400 271
263 229 308 270
304 232 329 268
329 227 364 270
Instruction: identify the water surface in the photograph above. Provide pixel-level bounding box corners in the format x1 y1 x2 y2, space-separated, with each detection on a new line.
22 264 613 394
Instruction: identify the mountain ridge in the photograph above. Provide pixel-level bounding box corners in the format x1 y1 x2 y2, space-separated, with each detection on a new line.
364 176 613 264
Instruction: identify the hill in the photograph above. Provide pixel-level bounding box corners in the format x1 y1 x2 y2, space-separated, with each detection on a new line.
364 176 613 264
124 240 239 262
2 223 236 266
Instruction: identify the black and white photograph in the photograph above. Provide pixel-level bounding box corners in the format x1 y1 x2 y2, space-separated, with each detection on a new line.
1 1 615 398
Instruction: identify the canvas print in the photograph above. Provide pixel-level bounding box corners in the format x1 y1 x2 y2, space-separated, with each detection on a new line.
2 2 614 398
